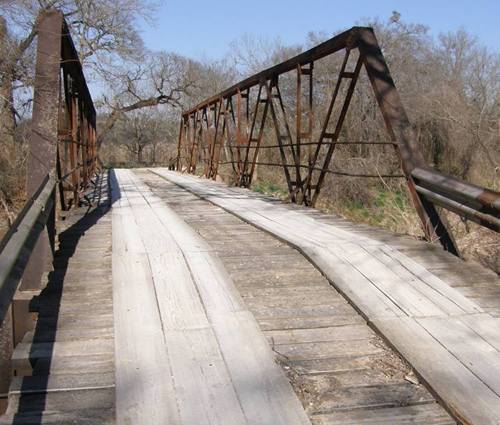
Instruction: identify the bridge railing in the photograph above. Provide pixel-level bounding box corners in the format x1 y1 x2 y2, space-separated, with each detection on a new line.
0 9 97 343
174 26 499 256
412 167 499 233
0 175 56 325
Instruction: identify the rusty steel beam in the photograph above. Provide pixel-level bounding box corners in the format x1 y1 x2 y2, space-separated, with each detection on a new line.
22 10 63 290
357 28 460 254
21 9 98 289
184 27 361 115
412 167 500 214
176 26 499 256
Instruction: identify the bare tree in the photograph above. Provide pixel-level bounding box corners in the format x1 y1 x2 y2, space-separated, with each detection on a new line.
113 109 168 164
0 0 155 207
97 52 198 146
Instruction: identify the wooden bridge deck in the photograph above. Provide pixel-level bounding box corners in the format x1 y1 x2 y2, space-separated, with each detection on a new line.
2 167 499 424
151 169 500 425
2 172 114 424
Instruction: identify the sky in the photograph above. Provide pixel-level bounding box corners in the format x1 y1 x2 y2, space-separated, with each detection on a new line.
139 0 500 60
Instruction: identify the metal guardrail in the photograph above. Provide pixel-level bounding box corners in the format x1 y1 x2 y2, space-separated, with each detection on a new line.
0 175 56 324
412 167 500 232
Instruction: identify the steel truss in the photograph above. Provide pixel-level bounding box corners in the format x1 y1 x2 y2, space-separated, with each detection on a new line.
175 27 499 255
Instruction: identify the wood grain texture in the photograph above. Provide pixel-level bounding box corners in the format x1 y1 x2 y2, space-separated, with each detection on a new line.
151 168 500 425
374 316 500 425
2 171 115 423
112 168 311 425
138 169 455 424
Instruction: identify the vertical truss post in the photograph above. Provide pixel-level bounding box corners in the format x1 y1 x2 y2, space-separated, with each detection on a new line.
22 10 62 290
90 123 95 174
208 98 226 179
235 89 243 180
303 49 350 203
68 86 79 205
56 75 67 211
176 117 184 170
267 78 305 201
199 108 208 170
205 105 216 176
79 98 88 190
220 98 231 174
240 84 270 187
225 97 239 176
188 110 199 172
297 62 314 204
310 52 363 206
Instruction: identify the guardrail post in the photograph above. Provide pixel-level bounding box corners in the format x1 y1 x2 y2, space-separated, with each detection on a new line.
20 10 62 290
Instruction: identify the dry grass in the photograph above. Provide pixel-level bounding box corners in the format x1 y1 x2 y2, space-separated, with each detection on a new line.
250 175 498 275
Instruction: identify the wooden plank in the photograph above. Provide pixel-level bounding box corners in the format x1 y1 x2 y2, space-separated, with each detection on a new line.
264 324 374 345
251 303 355 319
112 170 181 424
379 245 482 314
287 353 390 375
457 313 500 351
183 252 246 314
311 245 405 318
164 328 247 424
212 311 311 425
312 382 435 414
417 315 500 396
240 286 333 299
245 292 346 309
148 252 209 330
313 403 455 425
258 315 364 331
373 316 500 425
119 169 312 425
112 252 180 424
272 338 384 361
336 242 445 317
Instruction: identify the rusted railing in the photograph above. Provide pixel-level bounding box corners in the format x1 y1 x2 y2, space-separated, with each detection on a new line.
412 167 499 233
0 9 97 322
175 26 499 256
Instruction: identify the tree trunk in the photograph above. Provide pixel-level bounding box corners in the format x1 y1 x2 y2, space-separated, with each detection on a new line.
137 145 143 164
0 17 17 189
151 143 156 164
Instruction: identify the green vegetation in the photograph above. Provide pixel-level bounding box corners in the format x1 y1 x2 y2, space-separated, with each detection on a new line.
320 188 421 237
252 180 287 197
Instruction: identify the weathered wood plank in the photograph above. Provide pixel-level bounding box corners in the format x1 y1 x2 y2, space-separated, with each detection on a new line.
151 169 500 425
164 328 247 424
311 382 434 414
374 316 500 425
273 338 385 361
112 251 180 424
116 169 312 425
148 252 209 330
313 403 455 425
264 325 374 345
417 316 500 396
457 313 500 351
212 311 312 425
